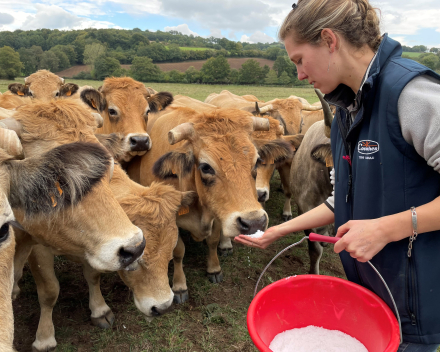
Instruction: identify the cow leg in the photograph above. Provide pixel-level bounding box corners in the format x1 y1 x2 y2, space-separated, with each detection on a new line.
82 263 114 329
206 220 223 284
218 231 233 257
305 228 324 275
278 164 293 221
13 228 36 300
28 245 59 352
172 235 188 304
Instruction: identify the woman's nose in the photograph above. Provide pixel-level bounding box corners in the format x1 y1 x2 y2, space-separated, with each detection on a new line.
297 69 307 81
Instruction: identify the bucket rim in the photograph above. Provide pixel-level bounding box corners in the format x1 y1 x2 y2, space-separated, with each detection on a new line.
247 274 400 352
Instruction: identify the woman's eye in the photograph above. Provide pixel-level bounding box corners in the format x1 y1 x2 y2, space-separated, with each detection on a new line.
108 109 117 116
199 163 215 175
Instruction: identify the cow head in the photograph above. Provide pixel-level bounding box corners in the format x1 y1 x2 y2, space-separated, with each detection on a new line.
80 77 173 156
0 100 146 272
153 108 270 238
115 178 195 319
8 70 78 101
252 118 303 203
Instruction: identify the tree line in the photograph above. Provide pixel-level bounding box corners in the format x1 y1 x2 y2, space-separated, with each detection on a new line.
0 28 286 73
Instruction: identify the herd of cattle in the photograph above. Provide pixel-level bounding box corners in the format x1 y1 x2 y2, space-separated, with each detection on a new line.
0 69 334 351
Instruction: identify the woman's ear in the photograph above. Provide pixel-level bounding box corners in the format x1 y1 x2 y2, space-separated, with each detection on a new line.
321 28 338 52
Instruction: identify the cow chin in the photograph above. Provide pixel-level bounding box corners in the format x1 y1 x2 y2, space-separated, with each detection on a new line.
221 210 268 238
84 229 145 272
133 288 174 320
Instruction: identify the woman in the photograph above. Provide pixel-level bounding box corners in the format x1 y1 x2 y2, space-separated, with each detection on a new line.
235 1 440 351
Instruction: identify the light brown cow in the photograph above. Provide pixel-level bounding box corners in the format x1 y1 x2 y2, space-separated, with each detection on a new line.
80 77 173 160
130 106 274 302
7 70 79 101
290 89 334 274
205 90 262 110
23 165 194 351
0 100 145 275
0 93 31 109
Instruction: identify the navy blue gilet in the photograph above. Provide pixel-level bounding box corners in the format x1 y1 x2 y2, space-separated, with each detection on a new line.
327 34 440 344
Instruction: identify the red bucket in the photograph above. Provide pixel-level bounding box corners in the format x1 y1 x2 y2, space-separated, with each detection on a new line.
247 274 400 352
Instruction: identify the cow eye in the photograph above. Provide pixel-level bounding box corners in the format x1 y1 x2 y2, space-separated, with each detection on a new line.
28 91 33 97
0 223 9 243
108 109 117 116
55 92 59 97
199 163 215 175
256 158 262 167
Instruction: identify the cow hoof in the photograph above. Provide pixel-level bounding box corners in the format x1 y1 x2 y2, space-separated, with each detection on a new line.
207 271 223 283
91 310 115 329
32 337 57 352
283 214 292 222
218 247 233 257
173 290 189 304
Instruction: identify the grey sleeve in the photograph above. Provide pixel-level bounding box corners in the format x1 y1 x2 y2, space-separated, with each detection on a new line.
399 75 440 172
324 168 335 212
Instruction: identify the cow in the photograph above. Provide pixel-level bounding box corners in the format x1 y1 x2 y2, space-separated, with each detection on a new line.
130 106 274 303
0 100 146 287
21 164 195 351
80 77 174 162
289 89 334 274
0 93 31 109
7 70 79 101
205 90 262 110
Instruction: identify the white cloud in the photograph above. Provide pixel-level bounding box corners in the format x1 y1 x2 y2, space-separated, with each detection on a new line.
0 13 14 26
208 28 224 39
240 31 275 44
164 24 198 36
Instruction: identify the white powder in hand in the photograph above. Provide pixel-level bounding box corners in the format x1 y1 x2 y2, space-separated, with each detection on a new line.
269 325 368 352
246 230 265 238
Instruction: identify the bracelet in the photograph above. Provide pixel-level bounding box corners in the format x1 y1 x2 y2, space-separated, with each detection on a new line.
408 206 418 257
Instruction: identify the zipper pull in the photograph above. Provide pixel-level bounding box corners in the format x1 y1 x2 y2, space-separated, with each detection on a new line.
346 174 352 203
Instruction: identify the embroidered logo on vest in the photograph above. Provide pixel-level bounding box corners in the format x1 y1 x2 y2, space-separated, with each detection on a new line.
358 140 379 155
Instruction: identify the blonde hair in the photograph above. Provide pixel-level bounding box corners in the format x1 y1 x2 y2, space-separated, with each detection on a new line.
279 0 382 51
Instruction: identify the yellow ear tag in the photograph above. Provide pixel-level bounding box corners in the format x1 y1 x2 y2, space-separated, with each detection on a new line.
325 155 333 168
66 91 72 97
55 181 63 196
17 91 24 96
172 169 176 175
91 99 97 109
261 160 267 165
178 206 189 216
50 195 57 208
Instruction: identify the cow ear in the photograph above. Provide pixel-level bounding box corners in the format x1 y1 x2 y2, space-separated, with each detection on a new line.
254 139 293 166
80 88 106 112
60 83 79 97
311 143 333 167
8 83 29 97
282 134 304 152
147 92 174 113
152 146 194 179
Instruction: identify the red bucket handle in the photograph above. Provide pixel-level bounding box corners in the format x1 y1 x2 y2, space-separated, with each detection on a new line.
253 233 403 345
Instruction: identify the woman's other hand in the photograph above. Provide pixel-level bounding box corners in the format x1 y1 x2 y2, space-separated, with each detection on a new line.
234 226 282 249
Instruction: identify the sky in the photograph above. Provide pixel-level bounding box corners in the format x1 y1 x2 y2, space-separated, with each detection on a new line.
0 0 439 48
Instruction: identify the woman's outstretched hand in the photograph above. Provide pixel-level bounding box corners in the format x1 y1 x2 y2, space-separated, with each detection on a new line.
234 226 282 249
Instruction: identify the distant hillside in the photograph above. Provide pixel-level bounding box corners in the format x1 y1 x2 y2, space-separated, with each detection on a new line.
56 58 275 78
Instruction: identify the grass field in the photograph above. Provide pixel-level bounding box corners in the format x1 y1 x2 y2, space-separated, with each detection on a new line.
0 78 318 104
402 51 423 58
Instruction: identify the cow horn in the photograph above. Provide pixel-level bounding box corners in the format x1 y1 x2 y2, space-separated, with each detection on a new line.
315 89 334 138
252 117 270 131
168 122 195 145
255 102 261 115
59 76 65 84
277 124 285 135
301 104 322 111
92 113 104 128
0 118 23 136
259 104 274 114
24 76 29 84
0 128 23 158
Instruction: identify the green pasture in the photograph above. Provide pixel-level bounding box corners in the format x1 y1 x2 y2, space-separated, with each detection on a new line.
0 78 319 104
402 51 423 58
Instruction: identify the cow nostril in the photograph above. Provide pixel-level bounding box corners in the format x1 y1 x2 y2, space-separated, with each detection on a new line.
119 236 146 267
151 306 161 316
129 136 150 151
129 137 137 147
257 190 267 203
237 217 250 232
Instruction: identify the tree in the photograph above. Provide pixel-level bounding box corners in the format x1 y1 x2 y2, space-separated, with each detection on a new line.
238 59 262 84
50 48 70 70
265 46 282 60
83 43 106 70
278 71 291 85
229 68 239 84
430 47 439 53
168 69 185 83
130 56 163 82
0 46 23 79
39 51 59 72
94 55 121 80
185 66 201 83
421 54 440 71
273 56 296 78
200 55 230 83
264 69 278 85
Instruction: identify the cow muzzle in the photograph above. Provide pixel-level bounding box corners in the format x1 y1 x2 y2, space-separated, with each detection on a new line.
119 235 146 270
129 134 151 152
